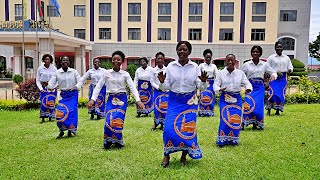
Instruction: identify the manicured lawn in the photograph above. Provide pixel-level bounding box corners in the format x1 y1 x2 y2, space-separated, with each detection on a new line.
0 104 319 179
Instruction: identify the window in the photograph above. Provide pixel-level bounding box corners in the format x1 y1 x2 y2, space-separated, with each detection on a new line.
99 3 111 21
74 5 86 17
128 3 141 22
219 29 233 41
158 3 171 22
158 28 171 40
280 10 297 21
47 5 59 17
99 28 111 40
188 29 202 40
251 29 265 41
74 29 86 40
15 4 23 20
0 56 6 74
128 28 141 40
99 57 112 64
279 37 295 50
287 55 294 59
220 2 234 22
25 57 33 69
252 2 266 22
189 3 202 22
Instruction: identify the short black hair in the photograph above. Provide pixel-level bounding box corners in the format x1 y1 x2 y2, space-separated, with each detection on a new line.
155 52 165 58
92 58 100 63
42 54 53 63
176 41 192 53
112 50 125 61
251 45 263 57
275 41 282 49
226 54 236 59
139 57 148 64
203 49 212 57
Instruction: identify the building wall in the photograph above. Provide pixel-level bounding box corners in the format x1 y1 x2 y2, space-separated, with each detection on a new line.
0 0 5 21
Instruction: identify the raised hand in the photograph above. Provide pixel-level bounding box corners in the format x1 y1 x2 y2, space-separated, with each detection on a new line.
87 100 95 109
157 71 166 83
198 70 208 82
136 101 145 109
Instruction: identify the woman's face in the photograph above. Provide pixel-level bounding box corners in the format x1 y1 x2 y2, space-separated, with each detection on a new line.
112 55 122 69
61 57 70 68
226 55 235 69
93 59 100 69
156 55 164 67
44 56 51 65
251 48 260 59
275 44 283 55
204 53 212 64
176 44 190 60
140 59 147 67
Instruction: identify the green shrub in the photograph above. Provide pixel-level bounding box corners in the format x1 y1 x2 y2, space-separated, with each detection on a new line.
101 62 113 70
291 71 308 76
126 64 138 80
291 59 308 76
78 97 88 108
13 74 23 84
291 59 305 68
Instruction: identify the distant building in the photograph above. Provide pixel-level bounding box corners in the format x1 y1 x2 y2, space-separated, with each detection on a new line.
0 0 311 79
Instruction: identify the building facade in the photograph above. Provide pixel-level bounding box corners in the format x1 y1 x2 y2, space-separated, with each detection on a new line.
0 0 311 77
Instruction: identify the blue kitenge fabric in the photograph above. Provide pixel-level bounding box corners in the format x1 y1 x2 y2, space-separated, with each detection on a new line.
56 90 79 133
163 91 202 159
39 86 57 118
198 79 215 116
153 89 168 127
217 92 242 146
88 84 106 117
266 72 287 112
104 93 128 146
137 80 153 114
243 79 265 129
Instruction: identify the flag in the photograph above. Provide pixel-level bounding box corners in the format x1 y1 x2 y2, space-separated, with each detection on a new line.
37 0 44 20
50 0 61 16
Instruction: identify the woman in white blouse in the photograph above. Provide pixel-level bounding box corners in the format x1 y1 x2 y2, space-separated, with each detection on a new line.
266 41 293 116
47 56 81 139
242 46 277 130
151 52 168 131
87 51 144 149
134 57 154 117
76 59 107 120
213 54 252 147
36 54 57 123
158 41 208 167
198 49 219 117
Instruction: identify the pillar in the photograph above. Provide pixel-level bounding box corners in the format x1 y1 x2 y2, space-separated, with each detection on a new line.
75 45 85 75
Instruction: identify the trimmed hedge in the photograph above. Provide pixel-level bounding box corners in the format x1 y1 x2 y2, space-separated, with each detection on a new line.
291 59 305 68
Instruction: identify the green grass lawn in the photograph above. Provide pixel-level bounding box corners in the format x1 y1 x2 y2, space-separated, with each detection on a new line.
0 104 319 179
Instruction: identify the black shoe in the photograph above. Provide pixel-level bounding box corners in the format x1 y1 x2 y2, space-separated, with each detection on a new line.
267 109 271 116
136 113 141 118
103 142 112 149
40 118 45 124
56 131 64 139
67 131 72 137
96 115 101 120
48 118 53 122
275 110 280 116
115 143 124 149
90 113 94 120
252 124 258 130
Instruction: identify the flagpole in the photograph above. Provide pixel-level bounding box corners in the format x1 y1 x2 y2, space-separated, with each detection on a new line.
22 0 25 79
36 0 39 67
49 0 52 55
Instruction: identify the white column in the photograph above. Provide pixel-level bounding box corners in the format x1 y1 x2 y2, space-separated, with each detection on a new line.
13 47 22 76
75 45 86 75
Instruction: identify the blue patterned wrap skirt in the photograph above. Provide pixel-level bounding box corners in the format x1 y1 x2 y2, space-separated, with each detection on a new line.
163 91 202 159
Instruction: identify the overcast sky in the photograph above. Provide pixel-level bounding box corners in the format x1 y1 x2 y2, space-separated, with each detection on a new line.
310 0 320 42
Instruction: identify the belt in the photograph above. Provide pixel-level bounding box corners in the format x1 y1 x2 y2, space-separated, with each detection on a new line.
108 92 126 95
171 91 195 97
207 77 215 80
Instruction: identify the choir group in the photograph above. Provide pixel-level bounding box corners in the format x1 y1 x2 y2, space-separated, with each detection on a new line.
36 40 293 167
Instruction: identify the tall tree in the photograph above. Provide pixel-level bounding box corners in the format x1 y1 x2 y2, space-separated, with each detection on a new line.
309 33 320 61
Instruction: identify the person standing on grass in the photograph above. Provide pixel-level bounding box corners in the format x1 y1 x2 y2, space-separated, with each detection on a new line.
76 58 107 120
134 57 154 117
158 41 208 167
242 46 277 130
266 41 293 116
36 54 57 123
198 49 219 117
213 54 252 147
47 56 81 139
87 50 144 149
151 52 168 131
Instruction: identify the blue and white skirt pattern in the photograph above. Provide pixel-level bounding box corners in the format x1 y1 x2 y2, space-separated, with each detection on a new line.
39 86 57 118
88 84 106 117
198 79 215 116
266 73 287 112
137 80 153 114
163 91 202 159
217 92 242 146
153 89 168 127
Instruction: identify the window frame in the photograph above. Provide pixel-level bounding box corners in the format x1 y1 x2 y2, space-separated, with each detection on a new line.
74 5 86 17
280 10 297 21
99 3 111 22
128 3 141 22
128 28 141 40
189 3 202 22
252 2 266 22
188 28 202 40
219 28 233 41
251 29 265 41
158 3 171 22
74 29 86 40
158 28 171 40
99 28 112 40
